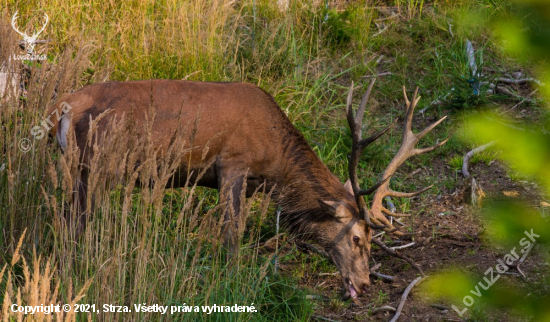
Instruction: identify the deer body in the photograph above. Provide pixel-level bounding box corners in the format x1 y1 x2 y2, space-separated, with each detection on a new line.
48 80 372 298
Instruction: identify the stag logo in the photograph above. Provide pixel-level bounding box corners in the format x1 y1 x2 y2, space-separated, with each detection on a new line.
11 11 48 56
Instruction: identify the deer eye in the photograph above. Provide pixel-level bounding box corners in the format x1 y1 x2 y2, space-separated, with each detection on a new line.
353 236 360 244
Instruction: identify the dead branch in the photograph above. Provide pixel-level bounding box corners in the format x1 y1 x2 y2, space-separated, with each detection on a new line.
461 141 496 178
447 20 454 37
372 238 425 276
312 315 340 322
390 242 416 250
370 271 396 283
431 304 451 311
363 72 392 78
497 77 544 86
389 276 427 322
371 305 397 314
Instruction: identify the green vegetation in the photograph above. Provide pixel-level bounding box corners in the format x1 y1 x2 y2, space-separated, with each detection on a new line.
0 0 548 321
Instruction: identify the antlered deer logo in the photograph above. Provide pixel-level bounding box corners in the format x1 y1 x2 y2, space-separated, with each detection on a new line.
11 11 49 54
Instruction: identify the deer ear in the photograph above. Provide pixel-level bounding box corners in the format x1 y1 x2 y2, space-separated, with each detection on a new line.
318 200 339 216
318 200 351 219
343 179 354 196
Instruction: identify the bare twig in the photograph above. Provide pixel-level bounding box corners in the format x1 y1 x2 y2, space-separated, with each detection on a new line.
372 238 425 276
373 24 390 37
312 315 340 322
363 72 392 78
418 95 448 116
447 20 454 37
375 13 398 22
497 77 544 86
370 271 396 283
371 305 397 314
390 242 416 250
389 276 427 322
461 141 496 178
502 89 538 114
431 304 451 311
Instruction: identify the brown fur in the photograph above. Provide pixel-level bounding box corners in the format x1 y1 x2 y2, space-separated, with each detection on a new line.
48 80 372 298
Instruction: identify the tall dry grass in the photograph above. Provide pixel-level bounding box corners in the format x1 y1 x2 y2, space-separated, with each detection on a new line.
1 1 331 320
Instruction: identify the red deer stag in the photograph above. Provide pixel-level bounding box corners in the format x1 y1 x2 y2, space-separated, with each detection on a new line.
47 79 446 300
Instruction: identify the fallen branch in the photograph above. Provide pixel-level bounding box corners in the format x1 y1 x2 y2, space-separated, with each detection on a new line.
497 77 544 86
502 89 538 114
363 72 392 78
389 276 427 322
312 315 340 322
461 141 496 178
372 24 390 37
390 242 416 250
372 238 425 276
371 305 396 314
418 95 448 116
370 271 396 283
447 20 454 37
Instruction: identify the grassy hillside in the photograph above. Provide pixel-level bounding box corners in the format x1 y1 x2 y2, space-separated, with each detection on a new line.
1 1 548 321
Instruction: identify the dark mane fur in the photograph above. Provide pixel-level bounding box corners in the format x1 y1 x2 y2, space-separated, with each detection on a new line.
256 89 356 245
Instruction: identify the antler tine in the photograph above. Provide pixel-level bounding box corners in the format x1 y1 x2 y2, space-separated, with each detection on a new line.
416 115 448 140
414 138 449 156
402 86 410 106
386 184 433 198
404 87 420 134
346 81 357 135
355 79 376 126
11 11 27 37
359 118 397 150
358 176 389 196
33 13 49 38
346 79 389 230
368 86 448 234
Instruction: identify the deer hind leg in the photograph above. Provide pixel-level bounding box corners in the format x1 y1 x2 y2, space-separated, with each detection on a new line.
217 166 248 261
66 169 89 240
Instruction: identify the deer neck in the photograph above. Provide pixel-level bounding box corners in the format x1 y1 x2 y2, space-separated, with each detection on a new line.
274 138 353 240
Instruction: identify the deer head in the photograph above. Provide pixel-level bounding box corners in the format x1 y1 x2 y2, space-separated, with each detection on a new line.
341 79 447 300
11 11 49 54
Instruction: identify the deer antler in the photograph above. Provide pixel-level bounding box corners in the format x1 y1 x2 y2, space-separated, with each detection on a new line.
370 86 447 233
346 81 447 234
346 79 397 229
11 11 28 38
32 13 49 39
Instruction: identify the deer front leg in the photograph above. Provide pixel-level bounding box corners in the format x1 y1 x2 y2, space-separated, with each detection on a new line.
217 166 247 260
